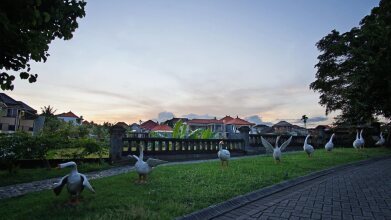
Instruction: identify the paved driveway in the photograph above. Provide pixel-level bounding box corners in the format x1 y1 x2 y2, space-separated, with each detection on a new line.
212 158 391 220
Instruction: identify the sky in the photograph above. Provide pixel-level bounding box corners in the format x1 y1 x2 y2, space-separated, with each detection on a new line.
6 0 380 127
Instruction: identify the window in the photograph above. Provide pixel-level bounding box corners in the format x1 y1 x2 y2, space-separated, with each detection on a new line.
7 108 17 117
29 127 33 132
8 125 15 131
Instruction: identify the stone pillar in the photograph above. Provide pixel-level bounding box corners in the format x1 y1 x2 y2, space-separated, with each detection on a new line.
109 125 126 163
238 126 251 152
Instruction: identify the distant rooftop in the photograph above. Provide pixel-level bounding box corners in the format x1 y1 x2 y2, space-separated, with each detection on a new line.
56 111 80 118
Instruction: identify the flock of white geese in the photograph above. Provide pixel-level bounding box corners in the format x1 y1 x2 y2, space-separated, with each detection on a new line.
53 130 386 203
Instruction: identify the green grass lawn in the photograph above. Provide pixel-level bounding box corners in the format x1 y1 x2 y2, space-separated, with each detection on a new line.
0 148 390 220
0 162 112 187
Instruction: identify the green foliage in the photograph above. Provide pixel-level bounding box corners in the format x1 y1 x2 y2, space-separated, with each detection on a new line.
0 117 110 170
40 105 56 116
150 120 217 139
0 0 87 90
0 132 50 173
310 0 391 125
0 148 389 219
301 115 308 128
72 139 105 159
172 120 187 139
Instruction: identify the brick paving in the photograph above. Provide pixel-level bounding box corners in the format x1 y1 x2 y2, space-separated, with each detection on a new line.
209 158 391 220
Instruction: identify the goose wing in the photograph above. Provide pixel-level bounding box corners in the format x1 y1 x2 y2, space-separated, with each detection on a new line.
53 175 68 196
146 158 168 167
80 174 95 193
261 137 274 153
280 136 292 151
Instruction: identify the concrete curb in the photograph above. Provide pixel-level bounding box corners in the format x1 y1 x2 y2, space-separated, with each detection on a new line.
177 155 391 220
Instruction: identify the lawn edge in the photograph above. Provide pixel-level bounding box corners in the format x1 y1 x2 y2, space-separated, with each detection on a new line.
176 155 391 220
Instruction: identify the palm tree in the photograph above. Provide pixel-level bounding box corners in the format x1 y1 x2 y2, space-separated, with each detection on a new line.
301 115 309 128
40 105 57 116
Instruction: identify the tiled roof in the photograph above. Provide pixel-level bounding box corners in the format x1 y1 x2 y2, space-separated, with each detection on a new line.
0 93 37 113
140 120 159 130
187 119 223 124
17 101 36 113
151 124 173 132
219 115 234 123
273 121 293 127
0 93 19 105
56 111 79 118
225 117 255 126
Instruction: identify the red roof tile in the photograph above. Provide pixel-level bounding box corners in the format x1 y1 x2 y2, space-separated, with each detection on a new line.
187 119 223 124
140 120 159 130
56 111 79 118
219 115 234 123
151 124 173 132
225 117 254 126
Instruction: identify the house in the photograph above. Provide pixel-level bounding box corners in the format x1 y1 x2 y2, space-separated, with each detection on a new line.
272 121 308 136
163 117 189 128
129 123 142 132
272 121 294 134
187 118 224 135
186 115 254 138
251 124 274 134
56 111 83 125
224 116 255 133
151 124 173 137
140 120 159 132
292 125 308 136
0 93 37 133
218 116 254 138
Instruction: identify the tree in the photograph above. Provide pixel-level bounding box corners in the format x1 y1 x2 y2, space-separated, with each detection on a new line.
310 0 391 125
0 0 86 90
301 115 308 128
40 105 57 116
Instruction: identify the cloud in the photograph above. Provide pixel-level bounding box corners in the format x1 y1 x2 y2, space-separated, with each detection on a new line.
181 113 216 120
307 116 328 123
155 111 175 123
245 115 274 126
293 116 328 124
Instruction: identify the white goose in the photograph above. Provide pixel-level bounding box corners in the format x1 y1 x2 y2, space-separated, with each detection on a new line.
53 161 95 204
353 130 363 149
131 146 167 184
325 133 335 152
359 129 365 148
217 141 231 167
375 132 385 146
303 135 314 157
261 136 292 163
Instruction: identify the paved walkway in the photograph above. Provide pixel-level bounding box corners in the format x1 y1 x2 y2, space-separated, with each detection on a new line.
181 157 391 220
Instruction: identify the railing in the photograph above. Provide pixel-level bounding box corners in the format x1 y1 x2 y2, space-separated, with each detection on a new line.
122 137 245 156
249 133 361 148
126 132 149 138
